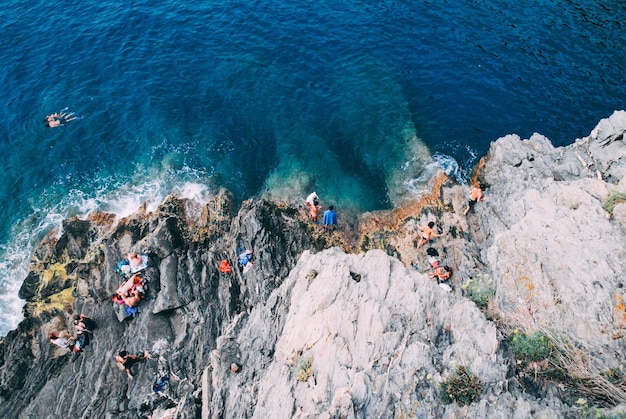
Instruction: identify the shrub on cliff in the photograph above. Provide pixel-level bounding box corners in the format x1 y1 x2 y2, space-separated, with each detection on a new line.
290 354 316 383
603 190 626 214
439 365 482 406
462 274 495 308
510 331 553 364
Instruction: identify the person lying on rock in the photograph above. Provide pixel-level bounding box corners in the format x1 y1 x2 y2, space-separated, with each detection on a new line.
417 221 444 248
127 251 148 273
463 185 484 216
121 288 143 308
116 274 142 297
115 350 150 379
48 331 75 352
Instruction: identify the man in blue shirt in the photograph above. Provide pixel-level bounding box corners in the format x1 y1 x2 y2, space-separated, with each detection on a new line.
323 205 337 230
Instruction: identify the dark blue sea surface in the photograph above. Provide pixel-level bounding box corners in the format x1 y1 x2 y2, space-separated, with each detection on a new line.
0 0 624 335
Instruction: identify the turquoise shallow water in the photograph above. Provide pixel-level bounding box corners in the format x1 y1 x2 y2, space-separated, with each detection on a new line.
0 0 624 335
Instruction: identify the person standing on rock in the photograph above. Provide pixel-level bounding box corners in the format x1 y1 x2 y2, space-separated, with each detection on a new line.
417 221 444 248
323 205 337 230
305 192 321 223
463 185 484 215
115 350 150 379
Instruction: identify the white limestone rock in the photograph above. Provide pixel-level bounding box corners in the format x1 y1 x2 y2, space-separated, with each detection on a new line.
210 248 510 418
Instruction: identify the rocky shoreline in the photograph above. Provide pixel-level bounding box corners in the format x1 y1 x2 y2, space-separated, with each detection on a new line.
1 111 626 418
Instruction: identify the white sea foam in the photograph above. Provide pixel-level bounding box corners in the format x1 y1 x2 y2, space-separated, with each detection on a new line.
175 182 212 204
89 180 168 218
0 200 73 336
71 174 212 221
432 153 463 180
397 152 466 203
0 242 30 336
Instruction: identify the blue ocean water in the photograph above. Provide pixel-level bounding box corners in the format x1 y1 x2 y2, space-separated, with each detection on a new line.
0 0 624 335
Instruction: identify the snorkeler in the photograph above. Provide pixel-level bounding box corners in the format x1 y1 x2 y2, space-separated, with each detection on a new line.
44 107 82 128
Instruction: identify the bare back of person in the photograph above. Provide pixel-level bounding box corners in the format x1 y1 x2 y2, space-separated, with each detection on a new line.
417 222 443 248
470 187 483 201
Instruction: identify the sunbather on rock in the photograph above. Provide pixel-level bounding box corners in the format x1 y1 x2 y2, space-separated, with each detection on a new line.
429 265 451 282
116 274 142 297
125 251 149 274
48 331 74 350
115 350 150 379
72 314 96 333
122 289 143 308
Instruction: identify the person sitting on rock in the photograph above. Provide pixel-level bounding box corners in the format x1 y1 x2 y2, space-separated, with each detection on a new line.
115 350 150 379
152 375 169 393
72 332 89 353
71 314 96 353
48 331 75 352
72 314 96 334
238 249 254 273
463 185 484 216
417 221 444 248
429 265 451 282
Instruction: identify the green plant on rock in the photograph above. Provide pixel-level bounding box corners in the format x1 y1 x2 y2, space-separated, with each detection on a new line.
576 398 617 419
510 331 552 364
603 190 626 214
294 355 315 383
439 365 482 406
462 274 495 308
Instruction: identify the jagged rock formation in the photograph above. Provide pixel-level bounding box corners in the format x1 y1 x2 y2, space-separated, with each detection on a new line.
1 111 626 418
